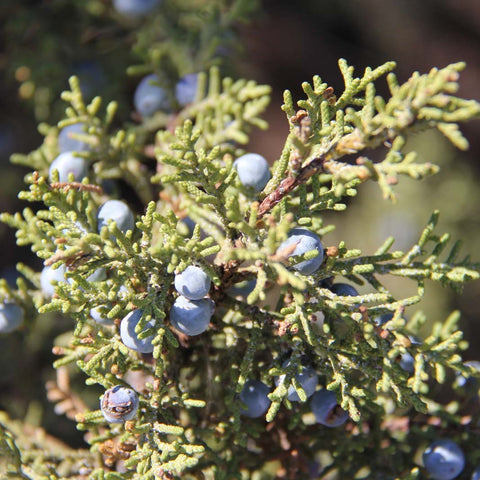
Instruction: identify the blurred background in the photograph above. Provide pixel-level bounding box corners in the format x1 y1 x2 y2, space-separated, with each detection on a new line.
0 0 479 447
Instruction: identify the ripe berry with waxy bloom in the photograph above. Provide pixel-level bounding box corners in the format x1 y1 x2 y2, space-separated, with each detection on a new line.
276 228 324 275
90 306 114 326
100 385 139 423
57 123 91 153
422 439 465 480
174 265 211 300
49 152 88 183
239 380 271 418
40 264 67 297
113 0 161 17
275 362 318 402
175 73 199 107
311 389 348 427
134 73 170 117
0 302 24 333
170 296 215 336
120 309 156 354
234 153 271 192
97 200 135 235
330 283 358 297
472 465 480 480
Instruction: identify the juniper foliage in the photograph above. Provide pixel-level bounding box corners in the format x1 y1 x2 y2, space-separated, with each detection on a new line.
1 1 480 479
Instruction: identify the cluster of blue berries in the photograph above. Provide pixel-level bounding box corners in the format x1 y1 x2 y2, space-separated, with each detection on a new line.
39 200 134 300
134 72 199 117
239 371 348 428
37 126 479 478
171 265 214 336
118 265 214 355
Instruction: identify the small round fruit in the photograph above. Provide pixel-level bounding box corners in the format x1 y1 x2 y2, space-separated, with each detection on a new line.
100 385 139 423
113 0 161 16
178 216 196 236
374 313 393 326
175 73 198 107
40 264 67 297
456 360 480 388
0 302 24 333
57 123 90 153
239 380 271 418
399 352 415 373
422 439 465 480
276 228 324 275
330 283 359 297
170 296 215 336
67 267 106 290
97 200 135 235
49 152 88 183
120 309 156 354
472 465 480 480
90 306 114 326
174 265 211 300
311 389 348 427
234 153 271 192
134 73 170 117
275 362 318 402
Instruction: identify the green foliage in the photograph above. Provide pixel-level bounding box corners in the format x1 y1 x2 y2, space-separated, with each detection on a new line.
1 1 480 479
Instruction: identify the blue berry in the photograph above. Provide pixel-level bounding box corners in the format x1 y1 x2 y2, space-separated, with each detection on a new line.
97 200 135 235
120 309 156 354
178 216 197 236
100 385 139 423
472 466 480 480
276 228 324 275
423 439 465 480
40 264 67 297
275 362 318 402
49 152 88 183
68 267 106 289
308 461 322 479
311 389 348 427
239 380 271 418
58 123 91 153
456 360 480 388
0 302 24 333
330 283 359 297
174 266 211 300
113 0 161 16
90 305 115 326
72 61 106 100
399 336 421 373
175 73 198 107
134 73 170 117
170 296 215 336
234 153 271 192
86 268 107 283
399 352 415 373
374 313 393 326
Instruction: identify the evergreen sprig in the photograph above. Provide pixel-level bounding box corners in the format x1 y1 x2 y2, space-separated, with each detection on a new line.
1 6 480 476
